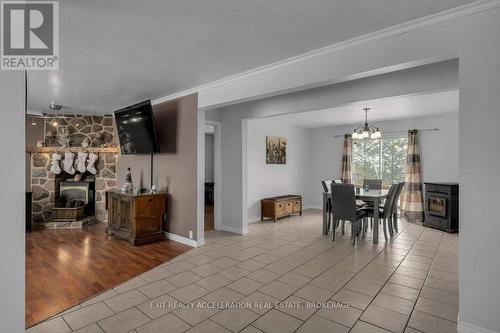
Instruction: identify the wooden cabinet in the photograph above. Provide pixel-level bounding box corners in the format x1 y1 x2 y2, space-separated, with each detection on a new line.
106 190 166 245
261 195 302 222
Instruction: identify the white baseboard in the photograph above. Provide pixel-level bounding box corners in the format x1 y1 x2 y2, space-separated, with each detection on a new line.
164 232 200 248
248 216 261 224
458 320 500 333
218 224 248 235
248 206 321 224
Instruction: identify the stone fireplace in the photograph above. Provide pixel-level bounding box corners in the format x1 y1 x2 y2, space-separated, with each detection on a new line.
29 115 118 229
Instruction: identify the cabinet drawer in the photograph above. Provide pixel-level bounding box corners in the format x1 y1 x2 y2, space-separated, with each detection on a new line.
293 200 301 212
275 203 286 216
284 201 294 214
135 196 165 217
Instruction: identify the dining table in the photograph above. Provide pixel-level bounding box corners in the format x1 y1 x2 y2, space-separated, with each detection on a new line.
322 188 388 244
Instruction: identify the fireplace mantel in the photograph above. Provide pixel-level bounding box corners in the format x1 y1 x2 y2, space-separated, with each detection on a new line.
27 146 119 153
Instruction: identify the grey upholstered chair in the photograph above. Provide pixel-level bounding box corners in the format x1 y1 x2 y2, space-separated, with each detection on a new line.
390 182 405 234
361 179 382 212
363 179 382 190
321 179 344 232
321 180 333 192
361 183 399 241
321 180 333 231
330 183 368 244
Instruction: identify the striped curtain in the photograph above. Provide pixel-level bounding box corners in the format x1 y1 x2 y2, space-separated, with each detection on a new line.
402 130 424 222
340 134 352 184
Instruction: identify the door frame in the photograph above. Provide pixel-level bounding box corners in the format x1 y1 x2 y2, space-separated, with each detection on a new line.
205 119 222 231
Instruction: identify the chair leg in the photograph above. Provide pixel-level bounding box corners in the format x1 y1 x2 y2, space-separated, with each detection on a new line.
388 216 394 237
362 219 367 239
393 213 398 233
327 212 331 233
352 221 356 245
382 218 388 242
341 220 345 235
331 223 336 241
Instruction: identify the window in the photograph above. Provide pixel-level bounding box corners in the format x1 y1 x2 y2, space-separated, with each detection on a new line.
352 137 408 188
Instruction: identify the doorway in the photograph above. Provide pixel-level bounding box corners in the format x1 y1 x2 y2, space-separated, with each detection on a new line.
204 121 221 232
204 124 215 231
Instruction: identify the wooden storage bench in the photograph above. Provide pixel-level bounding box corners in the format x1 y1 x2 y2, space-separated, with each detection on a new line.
261 195 302 222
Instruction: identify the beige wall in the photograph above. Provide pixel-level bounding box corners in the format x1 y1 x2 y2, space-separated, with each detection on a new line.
116 94 198 240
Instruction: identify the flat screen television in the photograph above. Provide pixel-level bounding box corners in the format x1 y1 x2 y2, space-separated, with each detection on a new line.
114 100 159 155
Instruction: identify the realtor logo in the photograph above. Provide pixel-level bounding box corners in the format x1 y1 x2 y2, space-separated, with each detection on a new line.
1 1 58 70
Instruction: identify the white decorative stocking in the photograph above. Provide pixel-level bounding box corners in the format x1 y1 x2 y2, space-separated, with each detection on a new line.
87 152 98 174
77 152 88 173
63 152 76 174
50 152 62 174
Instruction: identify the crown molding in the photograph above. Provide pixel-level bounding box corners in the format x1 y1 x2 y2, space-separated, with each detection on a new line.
153 0 500 106
26 110 43 116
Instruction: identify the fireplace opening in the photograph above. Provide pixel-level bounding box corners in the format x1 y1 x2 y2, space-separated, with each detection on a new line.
427 196 447 217
60 184 88 206
55 173 96 218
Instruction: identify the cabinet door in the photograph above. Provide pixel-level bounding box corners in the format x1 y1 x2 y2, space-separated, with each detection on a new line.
136 196 164 218
135 196 164 235
109 196 121 230
119 198 133 232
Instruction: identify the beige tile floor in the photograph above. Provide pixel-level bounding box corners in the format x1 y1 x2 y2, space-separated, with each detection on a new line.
27 209 459 333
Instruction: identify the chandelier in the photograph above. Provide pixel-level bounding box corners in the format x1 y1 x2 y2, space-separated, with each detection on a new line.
352 108 381 139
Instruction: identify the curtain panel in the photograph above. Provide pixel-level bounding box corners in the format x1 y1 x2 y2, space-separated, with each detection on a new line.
402 129 424 222
340 134 352 184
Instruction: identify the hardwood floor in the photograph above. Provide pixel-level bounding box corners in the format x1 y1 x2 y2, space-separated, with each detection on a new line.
25 223 191 328
204 204 214 231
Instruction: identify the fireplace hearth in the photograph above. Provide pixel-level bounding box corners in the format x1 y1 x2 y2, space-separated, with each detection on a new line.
424 182 459 233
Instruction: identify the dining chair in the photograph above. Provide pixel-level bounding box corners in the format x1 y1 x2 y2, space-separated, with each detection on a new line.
390 182 405 234
361 179 383 224
363 179 382 190
321 180 333 192
321 180 333 232
361 183 399 241
330 183 368 244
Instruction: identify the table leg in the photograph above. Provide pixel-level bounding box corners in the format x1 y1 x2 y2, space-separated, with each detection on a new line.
373 197 379 244
322 193 328 235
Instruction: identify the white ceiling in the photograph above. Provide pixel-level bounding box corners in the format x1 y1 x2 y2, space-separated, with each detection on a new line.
28 0 474 114
270 89 459 128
